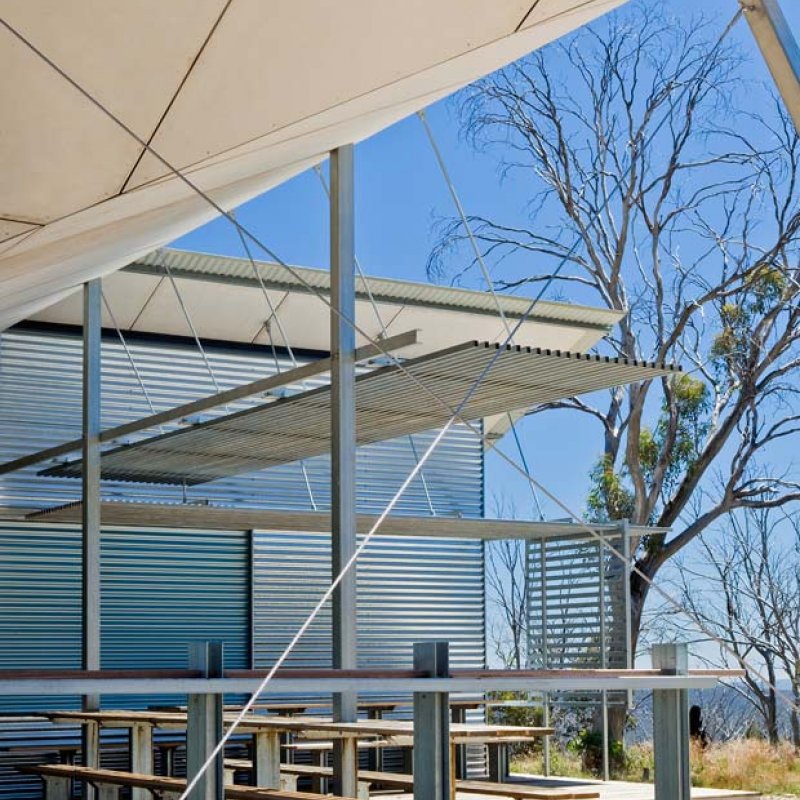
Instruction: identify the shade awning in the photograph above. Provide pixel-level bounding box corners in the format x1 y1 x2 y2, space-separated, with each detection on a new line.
44 340 678 486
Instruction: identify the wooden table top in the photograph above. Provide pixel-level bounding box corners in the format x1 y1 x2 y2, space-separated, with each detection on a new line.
43 710 551 743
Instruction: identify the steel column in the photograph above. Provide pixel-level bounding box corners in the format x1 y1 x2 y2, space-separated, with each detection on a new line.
743 0 800 133
330 144 358 799
81 280 102 800
652 643 690 800
186 642 224 800
539 536 550 777
413 641 451 800
622 520 633 711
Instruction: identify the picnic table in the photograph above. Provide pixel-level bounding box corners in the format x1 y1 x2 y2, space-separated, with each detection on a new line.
44 709 552 800
150 697 484 773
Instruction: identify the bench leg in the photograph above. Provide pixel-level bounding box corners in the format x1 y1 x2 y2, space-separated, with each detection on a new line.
487 743 508 782
224 768 235 785
83 720 100 800
357 779 371 800
451 707 467 779
280 775 298 792
43 775 71 800
254 730 281 788
96 782 119 800
311 749 327 794
130 722 154 800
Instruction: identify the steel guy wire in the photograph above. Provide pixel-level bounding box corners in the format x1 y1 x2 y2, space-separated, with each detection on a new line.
5 7 786 711
418 107 546 521
6 10 796 780
313 163 437 516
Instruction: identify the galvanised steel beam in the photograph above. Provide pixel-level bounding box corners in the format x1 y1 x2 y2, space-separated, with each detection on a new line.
0 672 734 697
82 280 102 704
743 0 800 132
81 279 102 800
186 642 224 800
330 143 358 799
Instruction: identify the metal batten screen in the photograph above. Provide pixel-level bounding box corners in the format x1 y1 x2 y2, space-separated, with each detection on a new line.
43 340 678 486
0 328 480 515
526 526 631 703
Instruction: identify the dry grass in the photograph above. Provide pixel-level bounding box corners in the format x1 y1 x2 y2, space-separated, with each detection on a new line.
512 739 800 795
691 739 800 794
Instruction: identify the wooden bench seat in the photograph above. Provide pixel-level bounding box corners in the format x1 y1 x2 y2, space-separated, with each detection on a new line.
222 760 600 800
226 760 371 800
19 763 358 800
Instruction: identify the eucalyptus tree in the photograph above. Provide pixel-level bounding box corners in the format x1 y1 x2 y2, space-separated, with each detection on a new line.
431 4 800 684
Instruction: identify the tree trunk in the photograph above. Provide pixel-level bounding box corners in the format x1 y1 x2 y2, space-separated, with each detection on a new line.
767 671 780 746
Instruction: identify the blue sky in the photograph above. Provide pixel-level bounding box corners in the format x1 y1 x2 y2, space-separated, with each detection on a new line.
173 0 800 526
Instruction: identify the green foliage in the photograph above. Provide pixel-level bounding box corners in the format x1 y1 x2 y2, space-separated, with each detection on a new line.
586 373 710 524
586 454 635 522
566 729 626 775
711 264 790 375
488 693 546 757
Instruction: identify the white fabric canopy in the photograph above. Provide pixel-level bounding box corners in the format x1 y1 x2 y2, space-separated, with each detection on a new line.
0 0 624 331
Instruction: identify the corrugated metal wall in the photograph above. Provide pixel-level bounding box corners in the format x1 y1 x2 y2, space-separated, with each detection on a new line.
0 326 486 795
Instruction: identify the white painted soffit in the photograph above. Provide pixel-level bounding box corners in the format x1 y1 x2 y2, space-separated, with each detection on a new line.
27 248 621 359
0 0 626 331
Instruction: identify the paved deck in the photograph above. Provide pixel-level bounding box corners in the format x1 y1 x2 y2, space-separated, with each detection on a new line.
380 773 760 800
510 775 759 800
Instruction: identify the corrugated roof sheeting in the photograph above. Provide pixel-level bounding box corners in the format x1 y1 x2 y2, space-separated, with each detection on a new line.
130 249 622 328
45 341 678 486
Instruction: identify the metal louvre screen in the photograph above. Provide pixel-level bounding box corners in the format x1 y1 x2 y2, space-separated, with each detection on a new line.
526 527 630 707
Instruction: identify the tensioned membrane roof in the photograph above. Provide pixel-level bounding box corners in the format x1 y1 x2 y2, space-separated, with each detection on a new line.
45 340 678 486
0 0 625 331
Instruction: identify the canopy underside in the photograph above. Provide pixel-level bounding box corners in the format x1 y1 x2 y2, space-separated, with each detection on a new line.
0 0 625 330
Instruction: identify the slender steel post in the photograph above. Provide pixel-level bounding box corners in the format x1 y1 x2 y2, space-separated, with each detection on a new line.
652 643 690 800
622 520 634 711
413 642 451 800
186 642 224 800
81 280 102 799
330 144 358 799
599 539 609 782
539 536 550 777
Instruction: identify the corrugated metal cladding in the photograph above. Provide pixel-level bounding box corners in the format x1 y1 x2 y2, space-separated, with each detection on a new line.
0 522 249 798
254 532 485 670
0 326 486 794
0 522 250 713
